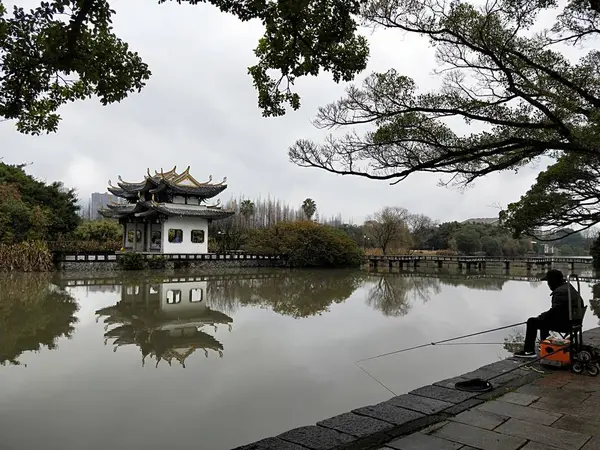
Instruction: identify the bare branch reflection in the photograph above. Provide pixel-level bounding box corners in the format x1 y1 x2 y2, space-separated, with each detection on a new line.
366 275 441 316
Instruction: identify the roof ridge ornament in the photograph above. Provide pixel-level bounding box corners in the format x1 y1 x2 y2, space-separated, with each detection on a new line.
215 176 227 186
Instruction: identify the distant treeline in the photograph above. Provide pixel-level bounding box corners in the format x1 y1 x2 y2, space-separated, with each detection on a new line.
212 201 595 257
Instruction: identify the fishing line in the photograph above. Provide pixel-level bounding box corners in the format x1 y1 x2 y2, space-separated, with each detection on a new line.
354 362 397 396
356 322 526 363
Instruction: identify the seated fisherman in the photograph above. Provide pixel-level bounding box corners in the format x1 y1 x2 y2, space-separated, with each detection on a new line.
513 269 585 358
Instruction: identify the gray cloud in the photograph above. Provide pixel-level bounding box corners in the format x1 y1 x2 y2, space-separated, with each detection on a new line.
1 0 547 223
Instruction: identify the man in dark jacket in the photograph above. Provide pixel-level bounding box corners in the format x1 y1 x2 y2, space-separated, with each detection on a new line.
514 269 585 358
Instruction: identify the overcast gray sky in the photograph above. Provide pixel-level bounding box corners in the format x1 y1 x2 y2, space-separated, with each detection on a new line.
1 0 546 224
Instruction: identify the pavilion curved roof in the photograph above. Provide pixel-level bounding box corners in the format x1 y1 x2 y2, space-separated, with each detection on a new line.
99 200 234 221
107 166 228 200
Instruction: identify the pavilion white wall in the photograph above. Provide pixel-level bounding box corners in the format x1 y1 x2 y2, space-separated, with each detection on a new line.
161 216 209 254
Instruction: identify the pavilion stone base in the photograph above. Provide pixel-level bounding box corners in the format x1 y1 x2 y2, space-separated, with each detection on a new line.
58 258 285 272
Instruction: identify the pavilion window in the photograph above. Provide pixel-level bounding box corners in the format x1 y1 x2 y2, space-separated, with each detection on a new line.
136 230 142 243
127 230 135 244
150 231 161 249
166 290 182 304
190 288 203 303
168 229 183 243
191 230 205 243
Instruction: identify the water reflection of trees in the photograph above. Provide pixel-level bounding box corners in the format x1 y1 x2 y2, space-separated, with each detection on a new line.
438 277 507 291
366 275 442 316
0 274 79 366
206 269 365 318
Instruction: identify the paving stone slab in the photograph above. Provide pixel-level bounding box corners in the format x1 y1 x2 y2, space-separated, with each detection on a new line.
531 393 591 411
434 376 469 390
450 409 507 430
420 420 450 435
582 436 600 450
515 384 562 397
553 414 600 437
386 432 462 450
497 392 539 406
353 402 425 426
233 437 308 450
386 394 454 414
277 426 355 450
442 399 484 416
478 399 562 425
317 412 393 438
409 385 479 404
432 421 526 450
540 400 600 420
520 442 563 450
495 418 591 450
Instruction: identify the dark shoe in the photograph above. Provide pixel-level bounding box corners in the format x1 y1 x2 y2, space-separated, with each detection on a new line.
513 350 536 359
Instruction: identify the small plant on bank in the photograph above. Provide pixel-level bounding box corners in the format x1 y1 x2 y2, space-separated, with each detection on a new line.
118 252 145 270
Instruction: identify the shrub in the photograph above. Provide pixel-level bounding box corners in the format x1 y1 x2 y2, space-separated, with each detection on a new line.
146 255 168 269
118 252 145 270
47 239 121 252
0 241 54 272
245 221 364 268
73 220 122 242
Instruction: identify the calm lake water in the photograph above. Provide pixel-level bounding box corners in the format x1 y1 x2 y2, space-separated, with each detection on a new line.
1 268 599 450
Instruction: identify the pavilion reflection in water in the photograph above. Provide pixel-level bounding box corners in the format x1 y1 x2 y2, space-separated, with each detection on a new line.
95 280 233 368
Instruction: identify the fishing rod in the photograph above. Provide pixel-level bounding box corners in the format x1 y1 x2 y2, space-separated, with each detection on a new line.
355 337 567 397
356 322 526 364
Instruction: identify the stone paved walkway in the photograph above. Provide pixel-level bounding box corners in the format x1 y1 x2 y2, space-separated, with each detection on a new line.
379 370 600 450
237 328 600 450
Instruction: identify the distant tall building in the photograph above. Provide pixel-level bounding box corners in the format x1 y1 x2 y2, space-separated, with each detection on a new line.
89 192 121 220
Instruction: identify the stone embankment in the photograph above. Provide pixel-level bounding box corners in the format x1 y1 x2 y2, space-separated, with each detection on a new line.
237 328 600 450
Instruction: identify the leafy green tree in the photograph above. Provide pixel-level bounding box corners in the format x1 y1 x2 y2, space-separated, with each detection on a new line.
0 183 50 243
428 222 462 250
0 163 80 239
481 236 502 257
454 228 481 255
1 0 368 133
73 219 121 242
301 198 317 220
282 1 600 237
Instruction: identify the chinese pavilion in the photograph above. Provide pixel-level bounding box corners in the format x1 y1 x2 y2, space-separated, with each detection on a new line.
100 166 234 253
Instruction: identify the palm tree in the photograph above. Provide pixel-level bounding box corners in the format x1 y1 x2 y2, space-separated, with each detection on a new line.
301 198 317 221
240 200 255 227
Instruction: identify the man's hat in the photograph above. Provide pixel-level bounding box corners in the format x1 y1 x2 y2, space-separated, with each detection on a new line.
540 269 565 281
